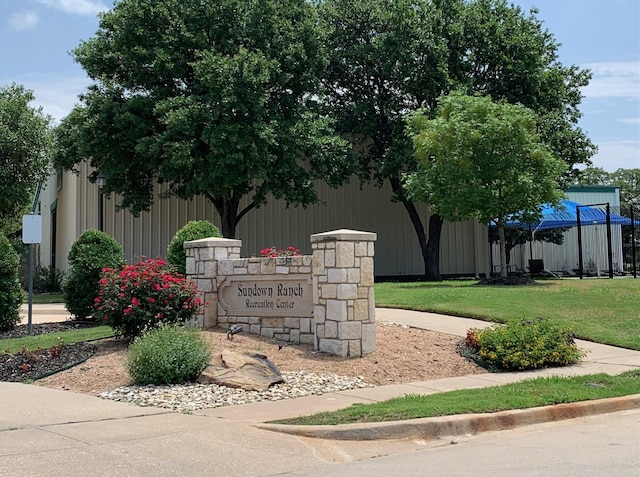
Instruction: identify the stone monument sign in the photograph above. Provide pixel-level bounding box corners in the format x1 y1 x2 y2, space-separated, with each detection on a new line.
184 229 376 357
218 275 313 317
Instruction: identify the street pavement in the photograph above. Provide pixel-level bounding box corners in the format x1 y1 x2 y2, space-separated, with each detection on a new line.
1 303 637 476
279 410 640 477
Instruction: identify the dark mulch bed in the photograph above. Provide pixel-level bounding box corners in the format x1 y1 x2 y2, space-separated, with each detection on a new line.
0 322 100 383
475 276 541 286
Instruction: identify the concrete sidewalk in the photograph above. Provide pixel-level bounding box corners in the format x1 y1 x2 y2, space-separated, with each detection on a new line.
20 302 72 325
1 305 639 476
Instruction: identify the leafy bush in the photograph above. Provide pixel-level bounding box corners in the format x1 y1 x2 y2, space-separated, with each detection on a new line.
33 265 65 293
125 324 211 385
167 220 221 275
0 234 24 332
10 237 29 289
465 318 586 371
94 258 202 339
62 229 125 320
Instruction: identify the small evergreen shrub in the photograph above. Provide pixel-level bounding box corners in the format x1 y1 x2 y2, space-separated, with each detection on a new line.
94 257 202 339
465 318 586 371
167 220 221 275
0 234 24 332
126 324 211 385
62 229 125 320
33 265 65 293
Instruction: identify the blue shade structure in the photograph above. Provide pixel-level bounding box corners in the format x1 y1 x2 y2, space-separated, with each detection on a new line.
507 199 633 232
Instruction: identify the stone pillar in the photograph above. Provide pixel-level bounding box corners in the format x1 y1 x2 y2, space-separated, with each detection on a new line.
310 229 377 357
184 237 242 328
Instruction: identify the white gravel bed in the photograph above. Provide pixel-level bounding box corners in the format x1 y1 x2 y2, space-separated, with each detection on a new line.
98 371 372 413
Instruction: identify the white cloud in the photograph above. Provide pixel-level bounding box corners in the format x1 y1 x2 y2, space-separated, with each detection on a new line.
619 117 640 125
582 61 640 99
590 140 640 172
9 10 39 31
3 73 91 123
35 0 109 16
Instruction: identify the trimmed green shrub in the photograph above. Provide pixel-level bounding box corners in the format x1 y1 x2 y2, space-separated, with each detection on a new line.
10 237 29 289
466 318 586 371
126 324 211 385
62 229 125 320
167 220 221 275
0 234 24 332
95 258 202 340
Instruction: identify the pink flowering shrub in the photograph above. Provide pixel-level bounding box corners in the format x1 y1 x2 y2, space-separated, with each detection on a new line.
94 258 202 339
260 246 301 258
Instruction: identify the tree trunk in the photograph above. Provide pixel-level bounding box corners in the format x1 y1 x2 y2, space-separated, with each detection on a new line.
426 214 443 281
498 224 508 278
388 177 441 280
221 196 241 238
208 194 240 239
207 193 257 239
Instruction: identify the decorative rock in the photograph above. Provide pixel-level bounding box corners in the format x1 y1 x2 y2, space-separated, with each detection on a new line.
197 350 285 391
99 371 372 413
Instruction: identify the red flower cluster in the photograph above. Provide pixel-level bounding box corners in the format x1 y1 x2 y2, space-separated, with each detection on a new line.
94 258 202 339
259 246 301 258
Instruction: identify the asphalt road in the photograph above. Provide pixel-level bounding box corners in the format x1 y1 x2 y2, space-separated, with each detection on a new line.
285 410 640 477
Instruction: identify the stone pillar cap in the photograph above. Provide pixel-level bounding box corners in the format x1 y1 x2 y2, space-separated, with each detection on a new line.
310 229 377 243
183 237 242 249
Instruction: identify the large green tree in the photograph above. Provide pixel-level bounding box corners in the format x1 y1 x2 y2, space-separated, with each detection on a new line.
0 84 52 235
54 0 350 238
405 93 567 278
319 0 448 279
577 167 640 213
319 0 595 279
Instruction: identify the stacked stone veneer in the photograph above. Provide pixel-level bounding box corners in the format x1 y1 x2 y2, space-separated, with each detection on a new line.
310 230 377 357
184 229 376 357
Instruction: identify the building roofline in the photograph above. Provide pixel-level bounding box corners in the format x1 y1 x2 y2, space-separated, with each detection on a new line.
566 185 620 193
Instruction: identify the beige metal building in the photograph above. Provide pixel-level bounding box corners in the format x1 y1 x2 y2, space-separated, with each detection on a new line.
37 161 491 278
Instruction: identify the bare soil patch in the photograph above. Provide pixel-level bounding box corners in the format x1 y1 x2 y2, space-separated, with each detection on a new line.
3 322 487 395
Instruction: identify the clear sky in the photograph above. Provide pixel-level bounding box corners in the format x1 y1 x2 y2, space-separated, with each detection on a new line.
1 0 638 172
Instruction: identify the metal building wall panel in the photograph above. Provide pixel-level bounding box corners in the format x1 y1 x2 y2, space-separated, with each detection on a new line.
52 164 489 277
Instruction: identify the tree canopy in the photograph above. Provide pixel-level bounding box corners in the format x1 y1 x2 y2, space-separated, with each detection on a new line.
319 0 595 279
576 167 640 213
53 0 350 238
406 93 567 277
0 83 52 235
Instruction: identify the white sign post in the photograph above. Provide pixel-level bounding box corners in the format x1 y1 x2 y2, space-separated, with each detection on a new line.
22 215 42 335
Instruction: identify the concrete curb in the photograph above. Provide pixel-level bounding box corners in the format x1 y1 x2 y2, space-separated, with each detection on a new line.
255 394 640 441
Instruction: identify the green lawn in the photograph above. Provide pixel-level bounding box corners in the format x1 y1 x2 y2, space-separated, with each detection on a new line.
24 293 65 304
0 326 114 354
274 370 640 425
375 278 640 350
274 278 640 426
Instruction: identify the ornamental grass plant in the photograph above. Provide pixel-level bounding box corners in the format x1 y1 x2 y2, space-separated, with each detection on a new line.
94 258 202 340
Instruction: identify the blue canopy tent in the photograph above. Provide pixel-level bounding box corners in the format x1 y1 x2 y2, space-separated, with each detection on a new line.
502 199 636 278
509 199 633 232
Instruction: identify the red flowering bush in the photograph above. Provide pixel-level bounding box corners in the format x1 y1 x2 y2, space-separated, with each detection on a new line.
260 246 301 258
94 258 202 339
